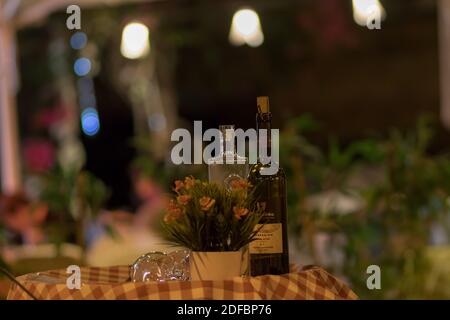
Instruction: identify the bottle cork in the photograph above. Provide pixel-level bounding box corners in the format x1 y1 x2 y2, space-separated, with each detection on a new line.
257 96 270 114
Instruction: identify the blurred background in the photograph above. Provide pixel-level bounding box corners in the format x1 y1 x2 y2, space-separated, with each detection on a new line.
1 0 450 299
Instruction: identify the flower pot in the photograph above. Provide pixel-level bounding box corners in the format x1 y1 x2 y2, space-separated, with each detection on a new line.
190 251 244 281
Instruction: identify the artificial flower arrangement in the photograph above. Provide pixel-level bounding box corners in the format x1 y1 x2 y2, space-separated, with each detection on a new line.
162 176 263 252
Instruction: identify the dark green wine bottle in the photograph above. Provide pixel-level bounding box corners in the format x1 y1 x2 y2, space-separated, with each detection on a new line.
248 96 290 276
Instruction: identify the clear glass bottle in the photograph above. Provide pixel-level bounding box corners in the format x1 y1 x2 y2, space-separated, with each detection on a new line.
207 125 249 189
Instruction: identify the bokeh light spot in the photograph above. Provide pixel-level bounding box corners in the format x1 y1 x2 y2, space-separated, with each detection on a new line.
74 57 91 76
81 108 100 136
70 32 88 50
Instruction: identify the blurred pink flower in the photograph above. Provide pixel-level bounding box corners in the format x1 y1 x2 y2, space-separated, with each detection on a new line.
0 197 48 245
34 104 69 129
23 139 55 173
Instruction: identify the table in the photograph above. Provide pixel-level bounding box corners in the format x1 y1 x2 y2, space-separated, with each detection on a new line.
7 265 358 300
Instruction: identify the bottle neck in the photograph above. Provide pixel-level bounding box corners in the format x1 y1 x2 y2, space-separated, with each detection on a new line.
219 125 236 157
220 138 236 156
256 112 272 158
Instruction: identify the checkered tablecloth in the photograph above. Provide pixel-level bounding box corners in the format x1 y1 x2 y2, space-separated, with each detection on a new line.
7 265 358 300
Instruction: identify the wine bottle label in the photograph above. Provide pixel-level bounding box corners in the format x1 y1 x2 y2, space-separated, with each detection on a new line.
249 223 283 254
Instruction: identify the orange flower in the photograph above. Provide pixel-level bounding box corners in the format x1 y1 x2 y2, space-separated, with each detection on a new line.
230 178 251 191
163 213 175 223
184 176 196 190
164 200 184 223
199 196 216 211
167 200 181 212
177 195 191 205
233 206 249 220
173 180 184 192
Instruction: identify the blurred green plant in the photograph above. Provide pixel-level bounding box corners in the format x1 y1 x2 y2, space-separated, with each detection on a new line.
348 117 450 299
39 165 110 256
282 115 450 299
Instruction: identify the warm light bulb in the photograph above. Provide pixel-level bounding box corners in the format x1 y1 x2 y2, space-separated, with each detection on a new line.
120 22 150 59
352 0 386 27
234 9 259 36
229 9 264 47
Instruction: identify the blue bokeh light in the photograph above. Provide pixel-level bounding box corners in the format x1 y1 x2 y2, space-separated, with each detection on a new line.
74 58 91 76
81 108 100 136
70 32 88 50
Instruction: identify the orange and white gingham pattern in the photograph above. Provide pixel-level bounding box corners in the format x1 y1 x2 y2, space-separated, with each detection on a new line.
7 265 358 300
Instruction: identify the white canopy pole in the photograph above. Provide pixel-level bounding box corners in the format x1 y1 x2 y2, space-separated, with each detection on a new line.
0 19 21 194
439 0 450 130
